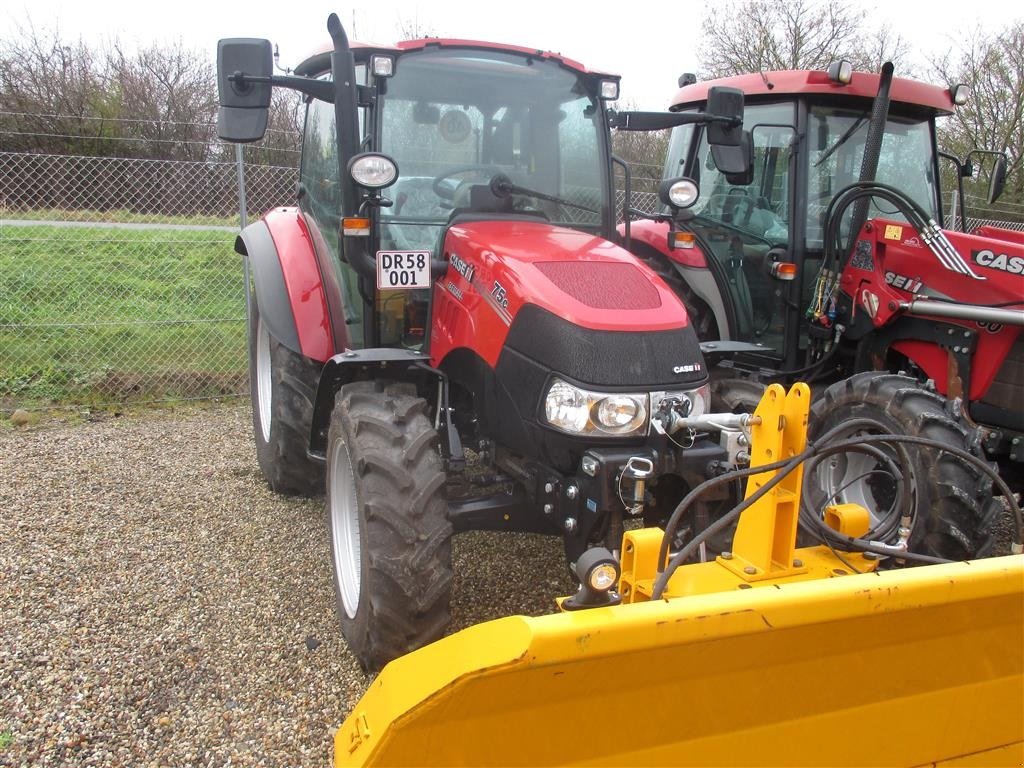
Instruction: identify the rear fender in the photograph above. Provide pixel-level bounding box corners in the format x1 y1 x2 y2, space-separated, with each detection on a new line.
235 208 334 361
621 219 709 268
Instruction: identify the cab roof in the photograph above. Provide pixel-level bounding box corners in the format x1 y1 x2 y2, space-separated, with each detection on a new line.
668 69 956 116
295 38 617 80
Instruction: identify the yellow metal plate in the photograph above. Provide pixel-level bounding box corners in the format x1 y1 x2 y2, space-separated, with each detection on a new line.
335 556 1024 767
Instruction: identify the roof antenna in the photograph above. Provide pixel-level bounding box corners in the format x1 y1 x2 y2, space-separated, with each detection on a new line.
759 70 775 89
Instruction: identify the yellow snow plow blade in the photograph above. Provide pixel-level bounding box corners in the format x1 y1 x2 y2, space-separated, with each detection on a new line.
336 554 1023 767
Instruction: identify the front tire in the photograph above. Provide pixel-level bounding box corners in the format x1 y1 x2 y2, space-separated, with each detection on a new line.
248 297 324 496
326 381 453 671
807 372 999 560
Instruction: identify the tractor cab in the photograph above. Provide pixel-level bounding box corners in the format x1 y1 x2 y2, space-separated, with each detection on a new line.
288 40 622 352
654 68 964 367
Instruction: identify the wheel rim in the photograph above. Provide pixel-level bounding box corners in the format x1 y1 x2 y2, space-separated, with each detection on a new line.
329 437 361 618
817 439 901 530
255 316 272 443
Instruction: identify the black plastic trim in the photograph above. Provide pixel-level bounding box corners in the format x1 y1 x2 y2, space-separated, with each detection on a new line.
504 304 708 388
235 220 300 353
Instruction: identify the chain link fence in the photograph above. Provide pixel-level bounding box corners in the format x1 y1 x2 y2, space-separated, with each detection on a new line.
0 133 659 409
0 142 298 408
1 127 1017 411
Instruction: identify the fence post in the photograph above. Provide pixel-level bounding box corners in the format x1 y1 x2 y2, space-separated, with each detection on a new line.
236 143 252 333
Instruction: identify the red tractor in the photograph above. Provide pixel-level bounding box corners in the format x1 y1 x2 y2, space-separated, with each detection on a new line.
217 16 749 669
623 62 1022 562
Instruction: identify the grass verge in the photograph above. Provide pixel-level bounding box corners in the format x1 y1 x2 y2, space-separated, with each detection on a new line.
1 222 248 406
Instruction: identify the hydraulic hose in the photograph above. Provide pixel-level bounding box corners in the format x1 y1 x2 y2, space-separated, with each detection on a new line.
652 429 1023 599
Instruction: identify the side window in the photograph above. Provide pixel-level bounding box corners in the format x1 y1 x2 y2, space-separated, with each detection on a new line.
298 66 367 347
558 94 603 226
299 66 366 237
300 97 342 230
691 103 794 244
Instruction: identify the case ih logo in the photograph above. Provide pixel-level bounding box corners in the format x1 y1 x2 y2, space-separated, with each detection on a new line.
449 252 475 283
973 249 1024 275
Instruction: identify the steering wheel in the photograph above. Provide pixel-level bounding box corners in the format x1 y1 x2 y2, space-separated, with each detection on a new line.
432 165 497 200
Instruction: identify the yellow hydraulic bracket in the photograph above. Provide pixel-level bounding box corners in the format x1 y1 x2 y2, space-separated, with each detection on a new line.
620 383 877 602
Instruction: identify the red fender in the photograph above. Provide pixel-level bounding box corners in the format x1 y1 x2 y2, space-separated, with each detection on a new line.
619 219 708 268
261 207 334 362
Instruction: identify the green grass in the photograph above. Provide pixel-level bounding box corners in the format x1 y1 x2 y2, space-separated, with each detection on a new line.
1 223 248 406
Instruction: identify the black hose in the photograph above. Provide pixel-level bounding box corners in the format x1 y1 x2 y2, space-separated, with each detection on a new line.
651 429 1023 599
657 418 900 572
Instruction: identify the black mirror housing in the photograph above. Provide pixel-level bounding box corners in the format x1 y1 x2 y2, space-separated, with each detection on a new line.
217 38 273 143
988 154 1008 205
706 86 744 147
710 130 752 178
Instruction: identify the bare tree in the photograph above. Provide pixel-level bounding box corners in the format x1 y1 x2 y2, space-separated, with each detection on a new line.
930 22 1024 219
107 41 217 161
699 0 909 78
395 13 437 41
0 22 110 155
1 23 301 165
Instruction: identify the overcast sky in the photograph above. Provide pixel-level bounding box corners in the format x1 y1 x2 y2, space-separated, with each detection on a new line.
4 0 1021 109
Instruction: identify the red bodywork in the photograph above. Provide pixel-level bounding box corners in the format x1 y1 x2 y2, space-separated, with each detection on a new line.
624 220 708 268
840 219 1024 400
262 207 334 362
297 38 616 80
430 220 690 370
668 70 956 114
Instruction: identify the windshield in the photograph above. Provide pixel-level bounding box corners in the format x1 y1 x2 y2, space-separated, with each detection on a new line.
806 107 939 247
378 49 606 251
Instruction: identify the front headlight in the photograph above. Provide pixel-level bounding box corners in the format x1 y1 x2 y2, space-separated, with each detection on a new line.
544 378 648 437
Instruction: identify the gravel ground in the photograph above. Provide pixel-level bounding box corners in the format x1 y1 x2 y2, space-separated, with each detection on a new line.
1 403 1017 767
0 403 573 767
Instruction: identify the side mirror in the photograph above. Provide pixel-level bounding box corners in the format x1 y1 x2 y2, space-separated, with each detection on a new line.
217 38 273 143
712 130 754 182
706 86 744 147
988 154 1008 205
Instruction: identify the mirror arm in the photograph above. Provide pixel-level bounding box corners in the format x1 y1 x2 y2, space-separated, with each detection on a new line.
609 110 739 132
938 150 967 231
229 72 335 102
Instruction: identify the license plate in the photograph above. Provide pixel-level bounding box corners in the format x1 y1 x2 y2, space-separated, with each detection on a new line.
376 251 431 290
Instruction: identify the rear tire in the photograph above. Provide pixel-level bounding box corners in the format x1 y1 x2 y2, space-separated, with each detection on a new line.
711 377 765 413
248 296 324 496
807 372 999 560
326 380 453 671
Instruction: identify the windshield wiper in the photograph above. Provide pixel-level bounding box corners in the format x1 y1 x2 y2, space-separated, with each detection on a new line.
815 114 867 168
489 173 598 214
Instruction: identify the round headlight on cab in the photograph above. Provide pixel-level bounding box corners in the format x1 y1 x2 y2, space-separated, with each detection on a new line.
348 152 399 189
658 176 700 210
